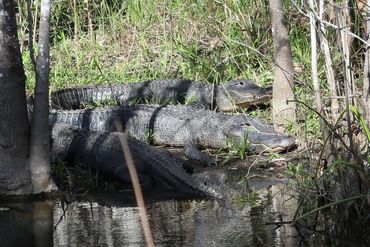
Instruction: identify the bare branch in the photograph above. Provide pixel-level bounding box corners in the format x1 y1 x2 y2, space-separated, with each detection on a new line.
26 0 36 69
336 6 355 154
363 0 370 126
293 0 370 46
318 0 340 121
308 0 331 160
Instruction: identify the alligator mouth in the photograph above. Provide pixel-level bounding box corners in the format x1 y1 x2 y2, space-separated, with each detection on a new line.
248 143 296 154
227 86 272 107
220 94 272 112
235 94 272 107
248 136 297 153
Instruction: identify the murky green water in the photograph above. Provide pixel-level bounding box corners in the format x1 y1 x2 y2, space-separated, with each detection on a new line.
0 169 368 246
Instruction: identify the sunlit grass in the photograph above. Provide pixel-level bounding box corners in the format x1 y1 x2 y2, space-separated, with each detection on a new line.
17 0 311 96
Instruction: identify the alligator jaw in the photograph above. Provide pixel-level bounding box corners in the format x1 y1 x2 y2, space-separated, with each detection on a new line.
249 140 297 153
224 123 296 153
218 93 272 112
247 134 297 153
234 93 273 108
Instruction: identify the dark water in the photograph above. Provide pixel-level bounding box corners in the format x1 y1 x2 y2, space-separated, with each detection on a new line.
0 169 368 247
52 187 296 247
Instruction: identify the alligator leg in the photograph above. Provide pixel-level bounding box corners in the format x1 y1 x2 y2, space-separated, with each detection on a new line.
183 141 216 166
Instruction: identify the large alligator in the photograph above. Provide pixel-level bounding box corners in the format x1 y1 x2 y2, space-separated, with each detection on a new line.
51 124 221 198
50 79 272 111
50 104 296 166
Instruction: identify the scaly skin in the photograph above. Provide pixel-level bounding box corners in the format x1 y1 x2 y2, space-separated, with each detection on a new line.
50 104 296 166
51 124 221 198
50 79 272 111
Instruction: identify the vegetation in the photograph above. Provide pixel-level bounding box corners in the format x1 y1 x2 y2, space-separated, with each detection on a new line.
221 131 249 164
16 0 289 92
12 0 370 239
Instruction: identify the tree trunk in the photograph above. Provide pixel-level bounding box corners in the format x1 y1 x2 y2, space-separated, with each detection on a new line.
29 0 56 192
363 0 370 126
318 0 340 121
0 0 32 194
269 0 296 132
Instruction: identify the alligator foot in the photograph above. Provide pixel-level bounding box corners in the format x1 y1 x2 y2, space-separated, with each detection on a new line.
184 143 216 167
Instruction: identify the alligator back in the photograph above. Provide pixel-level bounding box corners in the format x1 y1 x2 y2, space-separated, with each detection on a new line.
50 104 296 152
51 80 212 110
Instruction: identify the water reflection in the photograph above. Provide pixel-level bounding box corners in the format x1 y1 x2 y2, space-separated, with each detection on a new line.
54 201 144 247
0 201 53 247
1 170 367 246
53 197 292 247
51 173 299 247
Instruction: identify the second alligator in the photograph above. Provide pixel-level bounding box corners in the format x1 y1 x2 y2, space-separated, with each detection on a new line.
50 104 296 166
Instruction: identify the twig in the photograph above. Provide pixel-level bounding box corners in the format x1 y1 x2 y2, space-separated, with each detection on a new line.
114 121 155 247
318 0 340 120
308 0 332 163
363 0 370 126
293 0 370 46
322 94 362 99
287 99 351 153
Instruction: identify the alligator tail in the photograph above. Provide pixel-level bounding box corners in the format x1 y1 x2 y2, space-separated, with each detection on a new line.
142 146 222 198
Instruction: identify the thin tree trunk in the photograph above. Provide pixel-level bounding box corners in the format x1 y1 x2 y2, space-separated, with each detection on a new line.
0 0 32 194
337 7 355 153
363 0 370 126
29 0 56 193
269 0 296 132
308 0 331 157
318 0 340 121
337 4 355 102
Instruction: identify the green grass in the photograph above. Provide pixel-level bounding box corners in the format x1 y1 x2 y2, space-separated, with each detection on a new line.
18 0 310 95
221 131 249 164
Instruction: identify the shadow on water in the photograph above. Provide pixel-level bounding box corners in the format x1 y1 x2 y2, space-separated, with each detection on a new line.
0 169 369 246
0 201 53 247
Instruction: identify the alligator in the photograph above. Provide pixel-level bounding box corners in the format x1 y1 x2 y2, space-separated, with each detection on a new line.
49 104 296 166
50 79 272 111
51 124 221 198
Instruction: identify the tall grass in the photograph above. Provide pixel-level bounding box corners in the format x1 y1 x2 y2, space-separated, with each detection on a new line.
17 0 310 94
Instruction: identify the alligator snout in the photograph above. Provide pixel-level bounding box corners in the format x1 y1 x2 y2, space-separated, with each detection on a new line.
247 132 296 153
225 125 296 153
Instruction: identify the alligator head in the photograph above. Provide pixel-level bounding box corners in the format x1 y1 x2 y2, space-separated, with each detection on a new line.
222 116 296 153
216 79 273 111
